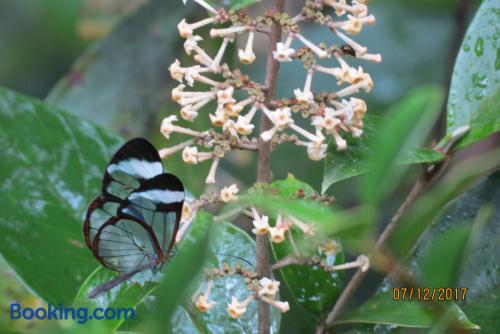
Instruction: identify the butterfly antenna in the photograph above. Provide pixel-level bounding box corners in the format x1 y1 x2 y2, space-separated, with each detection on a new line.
169 249 253 267
215 253 254 267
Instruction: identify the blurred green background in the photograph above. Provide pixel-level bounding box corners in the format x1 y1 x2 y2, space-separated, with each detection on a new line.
0 0 490 332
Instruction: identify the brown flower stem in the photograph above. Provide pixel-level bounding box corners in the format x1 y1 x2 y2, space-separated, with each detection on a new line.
256 0 285 333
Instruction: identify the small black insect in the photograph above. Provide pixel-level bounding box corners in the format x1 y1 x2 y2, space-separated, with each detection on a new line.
340 44 356 57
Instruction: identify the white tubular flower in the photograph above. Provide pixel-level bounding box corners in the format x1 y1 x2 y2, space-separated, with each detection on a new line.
330 254 370 272
181 201 193 222
295 33 328 58
205 157 220 184
307 142 327 161
260 296 290 313
238 31 256 64
160 115 178 139
177 17 217 38
210 25 249 38
180 107 199 122
227 296 254 319
182 146 200 164
172 84 185 102
220 184 239 203
273 35 295 62
159 139 195 159
318 240 341 257
184 35 203 55
184 66 201 87
212 37 230 70
217 87 236 105
209 107 229 127
182 0 217 15
195 281 216 313
334 30 367 55
356 52 382 63
350 97 367 117
258 278 280 298
323 0 367 17
235 116 255 135
359 255 370 272
273 107 293 130
269 226 286 243
223 119 239 138
286 216 314 235
312 108 342 131
178 91 215 106
160 115 203 139
332 130 347 150
225 97 252 117
341 15 363 34
289 123 325 145
294 69 315 104
169 59 186 82
251 208 270 235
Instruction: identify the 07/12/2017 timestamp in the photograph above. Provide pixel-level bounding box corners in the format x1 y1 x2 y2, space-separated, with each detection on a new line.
392 287 468 302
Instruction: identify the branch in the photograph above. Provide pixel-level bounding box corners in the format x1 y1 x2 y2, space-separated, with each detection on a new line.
256 1 285 333
323 128 470 327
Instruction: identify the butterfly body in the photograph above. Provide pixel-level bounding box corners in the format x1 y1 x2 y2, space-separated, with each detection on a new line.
83 138 184 296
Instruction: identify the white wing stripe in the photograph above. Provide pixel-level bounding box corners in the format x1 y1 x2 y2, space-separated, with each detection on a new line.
129 190 184 204
107 160 163 179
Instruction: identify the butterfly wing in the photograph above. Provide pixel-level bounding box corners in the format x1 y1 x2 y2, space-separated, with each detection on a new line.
90 173 184 273
84 138 163 250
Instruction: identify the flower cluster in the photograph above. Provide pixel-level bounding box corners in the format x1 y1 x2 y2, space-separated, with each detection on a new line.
160 0 381 185
192 264 290 318
162 0 379 321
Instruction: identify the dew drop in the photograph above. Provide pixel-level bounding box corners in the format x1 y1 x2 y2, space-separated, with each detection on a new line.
475 38 484 57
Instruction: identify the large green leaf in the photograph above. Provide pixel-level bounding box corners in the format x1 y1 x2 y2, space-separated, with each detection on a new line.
46 0 189 138
389 150 500 259
0 86 121 304
269 176 345 315
455 87 500 148
405 170 500 333
322 115 444 193
335 291 478 330
360 86 444 205
462 288 500 334
446 0 500 141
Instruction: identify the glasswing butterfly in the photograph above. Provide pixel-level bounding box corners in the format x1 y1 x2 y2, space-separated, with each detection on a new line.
83 138 184 297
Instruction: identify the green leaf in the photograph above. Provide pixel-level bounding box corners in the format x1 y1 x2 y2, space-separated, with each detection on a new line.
361 86 444 205
139 220 210 334
269 176 345 314
446 0 500 139
462 288 500 334
335 291 479 330
0 86 121 304
73 267 156 332
389 150 500 259
420 226 471 289
209 0 259 10
456 87 500 148
322 115 444 192
403 170 500 333
46 0 189 138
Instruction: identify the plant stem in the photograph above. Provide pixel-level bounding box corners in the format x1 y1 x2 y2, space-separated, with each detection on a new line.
256 1 284 333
